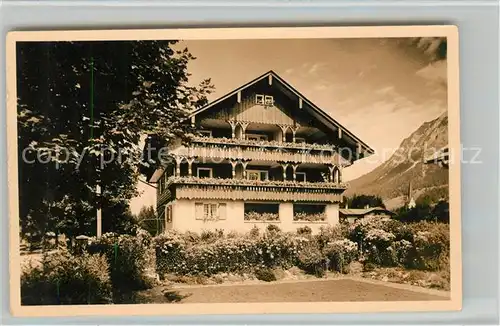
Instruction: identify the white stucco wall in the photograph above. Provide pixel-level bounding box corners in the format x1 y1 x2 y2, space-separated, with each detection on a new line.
169 200 340 234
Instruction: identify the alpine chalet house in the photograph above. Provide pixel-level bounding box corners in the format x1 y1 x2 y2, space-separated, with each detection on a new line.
147 71 374 233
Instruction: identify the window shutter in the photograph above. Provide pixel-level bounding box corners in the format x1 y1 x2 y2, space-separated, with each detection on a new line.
195 203 203 220
218 203 227 220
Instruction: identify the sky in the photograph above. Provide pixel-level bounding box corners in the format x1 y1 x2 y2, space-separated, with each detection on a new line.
129 37 447 214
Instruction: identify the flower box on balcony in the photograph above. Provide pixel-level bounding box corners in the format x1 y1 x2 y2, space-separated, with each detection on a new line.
191 136 336 152
244 212 280 222
293 212 327 222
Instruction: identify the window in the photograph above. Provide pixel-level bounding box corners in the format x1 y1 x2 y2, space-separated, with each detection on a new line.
197 167 213 178
255 94 265 105
195 203 226 220
296 172 306 182
199 130 212 138
264 95 274 106
256 94 274 106
246 133 268 141
247 170 268 181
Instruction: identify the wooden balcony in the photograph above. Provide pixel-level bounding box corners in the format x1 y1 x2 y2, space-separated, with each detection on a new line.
171 136 350 165
164 176 347 203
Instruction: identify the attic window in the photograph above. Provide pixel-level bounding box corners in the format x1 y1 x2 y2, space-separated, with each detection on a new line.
255 94 265 105
264 95 274 106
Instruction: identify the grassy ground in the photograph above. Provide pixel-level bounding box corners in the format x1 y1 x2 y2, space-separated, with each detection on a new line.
126 278 448 304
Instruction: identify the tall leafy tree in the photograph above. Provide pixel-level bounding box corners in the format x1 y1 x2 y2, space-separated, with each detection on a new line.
17 41 213 243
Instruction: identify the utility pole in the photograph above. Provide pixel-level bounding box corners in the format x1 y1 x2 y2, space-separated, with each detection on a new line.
96 184 102 237
90 55 102 238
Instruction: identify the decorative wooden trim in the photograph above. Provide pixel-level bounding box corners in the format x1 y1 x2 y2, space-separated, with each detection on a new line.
228 120 238 138
268 74 273 85
188 70 375 156
186 157 195 176
175 184 343 203
237 91 241 103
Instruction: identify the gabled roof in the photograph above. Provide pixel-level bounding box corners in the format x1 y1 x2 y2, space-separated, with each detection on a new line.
189 70 374 155
339 207 394 216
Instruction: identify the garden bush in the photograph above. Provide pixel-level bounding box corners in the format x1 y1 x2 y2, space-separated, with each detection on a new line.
254 268 277 282
154 230 306 276
21 250 112 305
154 219 449 280
296 242 327 277
347 217 449 271
316 224 349 250
296 226 312 235
88 228 153 292
266 224 281 233
323 239 358 273
407 222 449 270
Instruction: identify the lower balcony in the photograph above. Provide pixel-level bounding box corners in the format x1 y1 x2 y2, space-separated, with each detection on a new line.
163 176 347 203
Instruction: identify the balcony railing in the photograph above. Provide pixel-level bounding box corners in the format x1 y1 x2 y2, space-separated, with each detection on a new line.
171 137 349 165
164 176 347 203
192 136 336 151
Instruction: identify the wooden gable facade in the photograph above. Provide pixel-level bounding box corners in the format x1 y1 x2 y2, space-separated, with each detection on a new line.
190 70 374 161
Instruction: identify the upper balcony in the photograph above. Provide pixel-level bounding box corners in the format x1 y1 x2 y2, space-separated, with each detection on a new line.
160 176 347 204
171 135 350 166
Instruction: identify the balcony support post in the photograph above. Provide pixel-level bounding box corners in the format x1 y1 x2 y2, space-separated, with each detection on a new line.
280 162 289 180
238 121 249 139
186 157 195 177
327 165 335 182
230 159 238 178
337 166 343 183
174 156 185 177
291 163 299 181
290 126 300 143
278 125 290 142
228 120 238 139
240 160 250 179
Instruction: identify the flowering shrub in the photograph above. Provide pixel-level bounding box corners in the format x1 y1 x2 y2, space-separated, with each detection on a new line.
154 219 449 280
293 212 327 222
21 250 112 305
347 217 449 271
88 229 153 291
323 239 358 273
391 239 413 266
410 222 449 270
296 241 327 277
167 176 348 190
244 211 279 221
296 226 312 235
155 230 313 276
316 224 349 250
267 224 281 233
191 135 336 151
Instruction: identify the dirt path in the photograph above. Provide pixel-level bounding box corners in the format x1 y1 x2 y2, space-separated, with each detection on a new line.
133 278 449 304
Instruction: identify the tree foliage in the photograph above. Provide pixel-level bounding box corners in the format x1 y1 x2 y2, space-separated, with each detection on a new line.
17 40 213 243
394 200 449 223
343 194 385 209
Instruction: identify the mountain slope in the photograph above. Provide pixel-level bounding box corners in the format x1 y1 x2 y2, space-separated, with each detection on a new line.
345 112 449 208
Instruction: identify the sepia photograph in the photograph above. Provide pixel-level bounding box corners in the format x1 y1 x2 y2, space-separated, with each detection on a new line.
7 26 461 316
